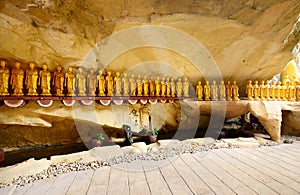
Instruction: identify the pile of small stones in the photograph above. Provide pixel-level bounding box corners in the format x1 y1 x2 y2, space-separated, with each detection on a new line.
0 142 214 188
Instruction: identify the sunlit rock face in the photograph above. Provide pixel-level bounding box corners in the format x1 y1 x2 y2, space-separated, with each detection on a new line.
0 0 300 149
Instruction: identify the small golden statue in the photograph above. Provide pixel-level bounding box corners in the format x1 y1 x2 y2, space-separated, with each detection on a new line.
231 80 239 101
0 60 10 96
87 68 97 96
155 76 161 96
143 75 149 96
97 70 106 96
246 80 254 100
265 80 271 100
196 81 203 100
53 65 65 96
170 77 176 97
65 66 76 96
114 72 122 96
149 76 155 96
253 80 260 100
211 80 218 101
288 82 296 101
270 81 276 100
76 67 86 96
161 77 166 97
39 64 51 96
122 73 129 96
183 77 189 97
204 81 210 101
280 81 287 101
296 81 300 101
129 74 136 96
166 78 171 97
260 81 266 101
219 81 226 101
225 81 232 101
25 62 39 96
176 77 182 97
106 71 114 96
136 74 143 96
275 81 282 101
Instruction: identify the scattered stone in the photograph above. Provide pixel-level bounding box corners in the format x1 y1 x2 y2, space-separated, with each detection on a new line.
221 137 260 148
213 142 229 149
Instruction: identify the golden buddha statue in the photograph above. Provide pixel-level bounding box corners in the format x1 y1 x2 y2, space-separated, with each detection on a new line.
161 77 166 97
170 77 176 97
143 75 149 96
65 66 76 96
219 81 226 101
53 65 65 96
196 81 203 100
275 81 282 101
231 80 239 101
246 80 254 100
39 64 51 96
280 81 287 101
155 76 161 96
280 55 300 83
122 73 129 96
166 78 171 97
25 62 38 96
97 70 106 96
176 77 183 97
0 60 10 96
253 80 260 100
265 80 271 100
270 81 276 100
149 76 155 96
87 68 97 96
114 72 122 96
225 81 232 101
129 74 136 96
204 81 210 101
183 77 189 97
76 67 86 96
288 82 296 101
260 81 266 101
211 80 218 101
136 74 143 96
296 81 300 101
106 71 114 96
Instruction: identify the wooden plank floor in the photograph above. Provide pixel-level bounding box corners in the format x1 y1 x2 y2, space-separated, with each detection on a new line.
1 141 300 195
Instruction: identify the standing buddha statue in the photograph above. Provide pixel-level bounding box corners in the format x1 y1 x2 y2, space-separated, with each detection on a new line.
53 65 64 96
39 64 51 96
0 60 10 96
25 62 38 96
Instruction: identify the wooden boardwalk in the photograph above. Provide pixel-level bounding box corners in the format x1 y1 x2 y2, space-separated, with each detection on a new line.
1 142 300 195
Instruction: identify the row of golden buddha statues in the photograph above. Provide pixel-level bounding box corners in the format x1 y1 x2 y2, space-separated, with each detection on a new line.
246 78 300 101
0 60 194 97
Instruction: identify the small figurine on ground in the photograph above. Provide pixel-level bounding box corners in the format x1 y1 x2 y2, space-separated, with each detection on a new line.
231 80 239 101
196 81 203 101
204 81 210 101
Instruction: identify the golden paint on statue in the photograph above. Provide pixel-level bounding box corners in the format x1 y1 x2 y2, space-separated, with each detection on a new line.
87 68 97 96
39 64 51 96
270 81 276 100
155 76 161 96
219 81 226 101
149 76 155 97
225 81 232 101
275 81 282 101
136 74 143 96
211 80 218 101
288 82 296 101
183 77 189 97
265 80 271 101
114 72 122 96
204 81 210 101
121 73 129 96
129 74 137 96
176 77 182 97
76 67 86 96
280 55 300 83
106 71 114 96
0 60 10 96
25 62 38 96
296 81 300 101
246 80 254 100
259 81 266 101
161 77 166 97
280 81 287 101
97 70 106 96
65 66 76 96
53 65 64 96
170 77 176 97
143 75 149 96
253 80 260 100
231 80 239 101
166 78 171 97
196 81 203 100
